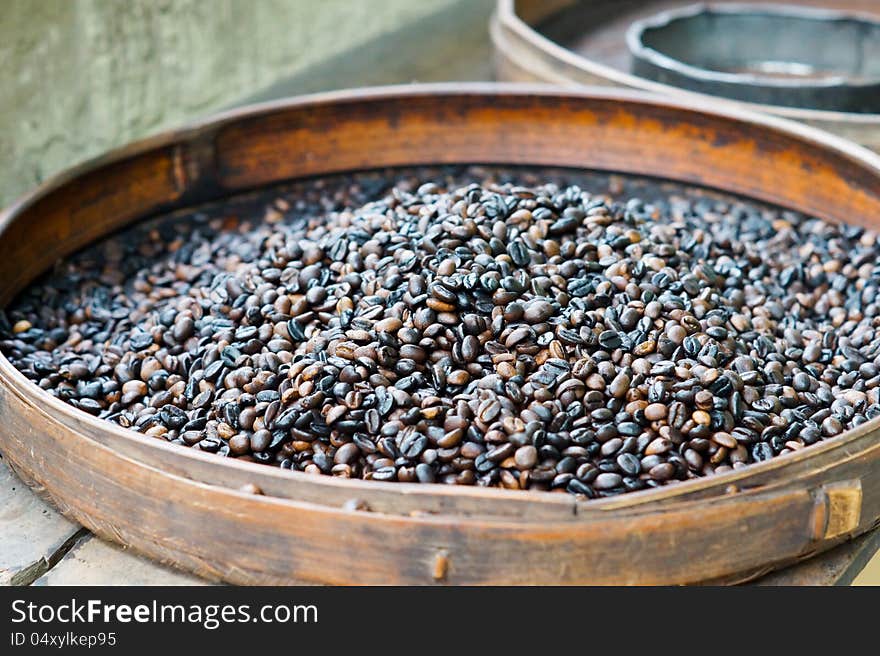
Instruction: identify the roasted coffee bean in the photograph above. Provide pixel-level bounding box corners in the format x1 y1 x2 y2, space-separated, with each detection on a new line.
514 445 538 469
594 472 622 490
616 452 641 476
334 442 360 465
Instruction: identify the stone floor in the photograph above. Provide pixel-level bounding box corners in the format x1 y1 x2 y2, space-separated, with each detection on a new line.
0 458 203 586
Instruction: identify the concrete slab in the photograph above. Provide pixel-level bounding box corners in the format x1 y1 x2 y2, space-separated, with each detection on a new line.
34 535 207 586
0 457 85 585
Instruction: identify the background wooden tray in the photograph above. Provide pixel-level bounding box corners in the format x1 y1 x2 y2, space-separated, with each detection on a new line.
491 0 880 149
3 85 880 584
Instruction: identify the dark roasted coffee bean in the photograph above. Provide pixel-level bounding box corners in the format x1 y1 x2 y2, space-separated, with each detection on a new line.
598 330 622 350
616 452 641 476
594 472 622 490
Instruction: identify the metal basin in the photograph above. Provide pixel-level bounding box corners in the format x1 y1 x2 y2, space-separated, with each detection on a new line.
627 3 880 112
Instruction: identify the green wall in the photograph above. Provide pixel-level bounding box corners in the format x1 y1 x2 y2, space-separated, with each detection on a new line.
0 0 460 205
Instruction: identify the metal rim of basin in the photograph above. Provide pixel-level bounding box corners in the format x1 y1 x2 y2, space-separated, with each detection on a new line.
626 3 880 113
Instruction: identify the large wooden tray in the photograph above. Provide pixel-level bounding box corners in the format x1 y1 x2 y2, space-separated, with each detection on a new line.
2 85 880 585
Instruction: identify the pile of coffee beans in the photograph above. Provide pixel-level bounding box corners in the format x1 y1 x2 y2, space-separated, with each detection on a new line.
4 166 880 497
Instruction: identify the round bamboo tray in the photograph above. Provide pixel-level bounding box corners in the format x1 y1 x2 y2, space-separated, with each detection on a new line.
491 0 880 150
2 84 880 585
